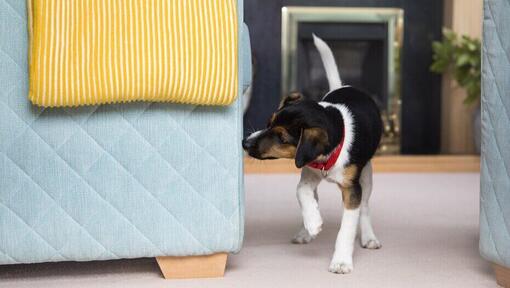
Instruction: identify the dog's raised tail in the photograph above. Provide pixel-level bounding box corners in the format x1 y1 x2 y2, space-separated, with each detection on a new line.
313 34 342 91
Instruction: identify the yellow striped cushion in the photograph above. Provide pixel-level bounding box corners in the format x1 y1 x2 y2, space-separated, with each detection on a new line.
28 0 238 107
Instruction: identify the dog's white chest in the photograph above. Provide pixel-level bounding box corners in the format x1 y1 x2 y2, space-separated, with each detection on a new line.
308 166 346 185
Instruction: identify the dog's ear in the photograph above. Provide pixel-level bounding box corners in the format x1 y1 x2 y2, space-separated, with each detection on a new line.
279 92 304 109
295 128 329 168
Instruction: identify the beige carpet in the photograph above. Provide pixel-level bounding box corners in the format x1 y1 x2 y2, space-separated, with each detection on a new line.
0 173 498 288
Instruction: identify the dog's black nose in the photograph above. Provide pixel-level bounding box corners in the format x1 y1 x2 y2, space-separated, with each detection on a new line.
242 139 251 150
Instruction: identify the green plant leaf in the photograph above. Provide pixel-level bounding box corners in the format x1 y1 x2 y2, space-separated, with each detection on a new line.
430 30 481 106
456 54 471 66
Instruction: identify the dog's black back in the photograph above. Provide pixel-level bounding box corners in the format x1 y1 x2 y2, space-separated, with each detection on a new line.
323 86 383 167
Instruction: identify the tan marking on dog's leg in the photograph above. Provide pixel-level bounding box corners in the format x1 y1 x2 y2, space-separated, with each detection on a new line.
341 164 358 187
339 184 362 211
339 165 361 209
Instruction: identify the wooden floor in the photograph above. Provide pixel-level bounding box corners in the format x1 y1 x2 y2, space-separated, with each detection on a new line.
244 155 480 174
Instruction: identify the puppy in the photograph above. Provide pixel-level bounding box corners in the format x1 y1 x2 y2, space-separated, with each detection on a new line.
242 35 383 274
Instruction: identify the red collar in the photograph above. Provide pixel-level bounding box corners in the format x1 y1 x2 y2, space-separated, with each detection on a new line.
307 132 345 171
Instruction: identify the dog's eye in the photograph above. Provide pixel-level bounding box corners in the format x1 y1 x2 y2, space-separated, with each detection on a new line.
278 133 288 144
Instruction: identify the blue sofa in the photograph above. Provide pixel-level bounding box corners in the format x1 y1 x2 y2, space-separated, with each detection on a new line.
0 0 250 277
480 0 510 286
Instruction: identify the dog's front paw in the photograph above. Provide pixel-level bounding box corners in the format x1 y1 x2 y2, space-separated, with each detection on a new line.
303 211 323 238
328 261 353 274
291 227 314 244
361 238 382 249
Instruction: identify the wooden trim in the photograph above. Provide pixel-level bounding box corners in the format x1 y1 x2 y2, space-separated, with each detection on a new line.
244 155 480 174
494 263 510 288
441 0 483 154
156 253 227 279
370 155 480 172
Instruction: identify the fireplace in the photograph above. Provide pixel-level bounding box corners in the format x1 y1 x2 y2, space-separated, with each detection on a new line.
244 1 443 154
281 7 403 154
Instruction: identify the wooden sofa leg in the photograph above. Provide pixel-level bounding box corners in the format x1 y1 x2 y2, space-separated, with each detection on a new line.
156 253 228 279
494 263 510 288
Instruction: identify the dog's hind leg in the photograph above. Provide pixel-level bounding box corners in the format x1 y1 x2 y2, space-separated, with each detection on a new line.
359 161 381 249
293 168 323 243
292 187 319 244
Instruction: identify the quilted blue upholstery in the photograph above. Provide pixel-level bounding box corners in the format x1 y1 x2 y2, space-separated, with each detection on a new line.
0 0 248 264
480 0 510 268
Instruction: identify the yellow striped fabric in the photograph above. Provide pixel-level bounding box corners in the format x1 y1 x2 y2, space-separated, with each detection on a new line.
28 0 238 107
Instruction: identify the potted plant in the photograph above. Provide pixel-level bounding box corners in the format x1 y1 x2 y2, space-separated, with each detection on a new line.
431 30 482 153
